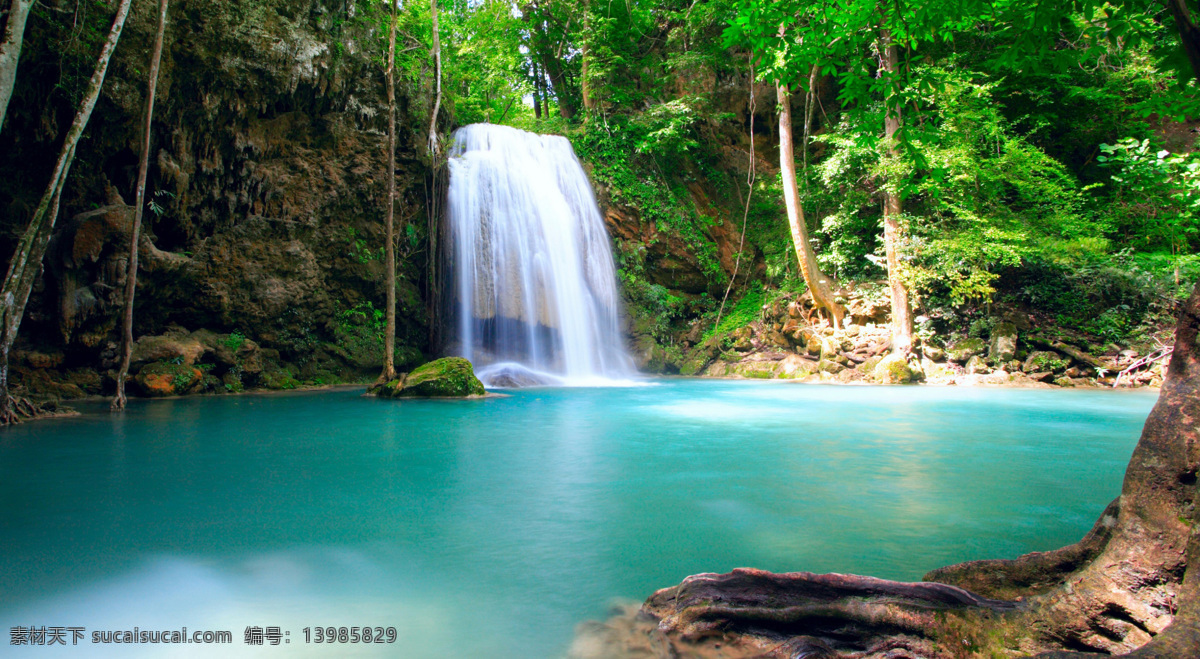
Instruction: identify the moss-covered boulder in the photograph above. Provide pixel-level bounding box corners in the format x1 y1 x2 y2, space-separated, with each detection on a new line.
372 357 486 398
873 353 920 384
946 337 986 363
134 361 204 396
1023 350 1069 373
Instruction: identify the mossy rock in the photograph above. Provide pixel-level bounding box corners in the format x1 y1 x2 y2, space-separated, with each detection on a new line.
946 337 986 363
679 350 713 376
134 361 203 396
873 353 919 384
372 357 486 398
1023 350 1069 374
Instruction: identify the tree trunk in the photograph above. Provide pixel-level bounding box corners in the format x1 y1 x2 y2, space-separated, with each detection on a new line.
382 0 399 382
880 28 912 355
0 0 33 135
428 0 442 156
0 0 132 424
540 48 575 119
778 81 844 328
1167 0 1200 82
532 59 542 119
572 280 1200 659
112 0 170 412
580 0 593 117
520 1 577 120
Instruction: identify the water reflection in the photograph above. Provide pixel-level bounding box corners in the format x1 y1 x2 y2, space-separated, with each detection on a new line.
0 382 1156 658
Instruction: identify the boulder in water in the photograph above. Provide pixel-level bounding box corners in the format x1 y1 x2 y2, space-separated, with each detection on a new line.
371 357 486 398
475 362 563 388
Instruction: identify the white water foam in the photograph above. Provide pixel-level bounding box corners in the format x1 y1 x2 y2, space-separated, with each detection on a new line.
446 124 636 387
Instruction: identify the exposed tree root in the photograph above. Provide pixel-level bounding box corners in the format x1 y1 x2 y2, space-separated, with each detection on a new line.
0 394 47 425
574 282 1200 659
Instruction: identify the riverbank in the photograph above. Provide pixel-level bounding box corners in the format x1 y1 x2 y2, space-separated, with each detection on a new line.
633 287 1172 390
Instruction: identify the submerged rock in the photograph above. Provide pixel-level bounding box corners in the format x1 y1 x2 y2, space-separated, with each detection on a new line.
371 357 486 398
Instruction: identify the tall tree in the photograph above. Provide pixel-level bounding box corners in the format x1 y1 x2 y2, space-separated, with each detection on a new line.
579 0 593 116
382 0 399 382
521 0 578 119
778 79 845 327
0 0 132 424
428 0 442 155
0 0 33 135
113 0 171 412
878 24 911 354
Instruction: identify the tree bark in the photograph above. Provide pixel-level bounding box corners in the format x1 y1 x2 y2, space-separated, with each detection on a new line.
1167 0 1200 82
112 0 170 412
428 0 442 156
580 0 593 116
880 28 912 355
532 59 542 119
0 0 33 136
0 0 132 424
778 82 844 328
572 280 1200 659
521 1 577 120
382 0 399 382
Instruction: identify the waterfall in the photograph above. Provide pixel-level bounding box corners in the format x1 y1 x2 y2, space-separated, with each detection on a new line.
445 123 635 387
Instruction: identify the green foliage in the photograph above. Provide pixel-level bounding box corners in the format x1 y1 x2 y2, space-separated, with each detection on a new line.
345 227 383 264
222 331 246 352
706 282 764 341
573 120 725 284
1099 137 1200 276
339 301 386 342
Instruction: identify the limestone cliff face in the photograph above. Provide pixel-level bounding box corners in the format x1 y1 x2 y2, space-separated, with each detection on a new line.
0 0 437 393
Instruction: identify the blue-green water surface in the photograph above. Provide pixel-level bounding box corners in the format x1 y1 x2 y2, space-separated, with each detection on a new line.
0 380 1156 657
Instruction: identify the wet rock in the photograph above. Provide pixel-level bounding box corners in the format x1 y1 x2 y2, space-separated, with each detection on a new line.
475 363 560 388
946 337 986 363
371 357 486 398
965 355 989 375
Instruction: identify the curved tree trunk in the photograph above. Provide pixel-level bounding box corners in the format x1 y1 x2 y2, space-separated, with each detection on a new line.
0 0 132 424
113 0 170 412
0 0 34 136
571 281 1200 659
382 0 399 383
778 81 844 328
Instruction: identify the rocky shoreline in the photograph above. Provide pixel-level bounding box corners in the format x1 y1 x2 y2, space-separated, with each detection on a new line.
638 289 1169 390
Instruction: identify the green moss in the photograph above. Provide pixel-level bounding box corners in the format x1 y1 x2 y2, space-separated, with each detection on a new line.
390 357 486 398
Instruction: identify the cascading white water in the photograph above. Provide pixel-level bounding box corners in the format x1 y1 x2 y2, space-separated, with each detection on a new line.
446 123 635 387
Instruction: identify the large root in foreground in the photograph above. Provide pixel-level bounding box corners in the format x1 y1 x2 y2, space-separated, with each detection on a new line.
574 281 1200 659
